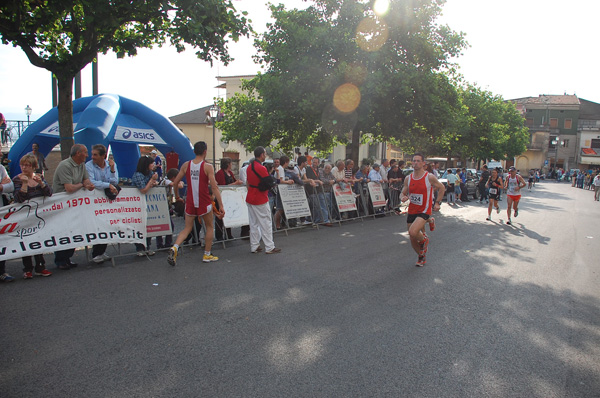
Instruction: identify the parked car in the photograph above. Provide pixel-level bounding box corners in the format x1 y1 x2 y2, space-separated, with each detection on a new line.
438 169 479 200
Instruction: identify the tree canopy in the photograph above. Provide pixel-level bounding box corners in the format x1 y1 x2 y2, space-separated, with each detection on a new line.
450 84 529 163
0 0 250 158
217 0 467 162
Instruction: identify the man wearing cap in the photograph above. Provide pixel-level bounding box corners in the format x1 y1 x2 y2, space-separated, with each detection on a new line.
150 149 163 179
504 166 526 225
246 146 281 254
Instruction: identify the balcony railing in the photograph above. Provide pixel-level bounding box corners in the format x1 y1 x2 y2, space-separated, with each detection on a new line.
1 120 32 147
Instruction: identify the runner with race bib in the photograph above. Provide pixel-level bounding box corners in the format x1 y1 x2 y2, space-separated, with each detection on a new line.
485 168 503 222
504 166 526 225
400 153 445 267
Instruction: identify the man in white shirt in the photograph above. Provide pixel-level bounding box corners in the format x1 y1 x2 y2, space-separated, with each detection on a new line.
593 173 600 201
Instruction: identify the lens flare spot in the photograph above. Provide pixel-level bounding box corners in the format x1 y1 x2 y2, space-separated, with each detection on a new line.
374 0 390 16
356 16 389 52
333 83 361 114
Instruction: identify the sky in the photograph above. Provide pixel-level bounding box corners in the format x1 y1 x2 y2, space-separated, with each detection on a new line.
1 0 598 122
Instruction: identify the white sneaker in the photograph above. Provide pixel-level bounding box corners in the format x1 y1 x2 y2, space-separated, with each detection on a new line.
101 253 111 261
92 255 105 264
146 250 156 256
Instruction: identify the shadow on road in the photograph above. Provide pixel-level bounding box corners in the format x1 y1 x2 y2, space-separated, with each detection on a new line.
0 182 598 397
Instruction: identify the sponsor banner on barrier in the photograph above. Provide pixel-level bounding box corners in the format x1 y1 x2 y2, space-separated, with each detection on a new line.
0 190 146 261
333 183 357 212
113 125 167 145
219 186 250 228
143 187 172 237
368 182 387 208
277 184 311 218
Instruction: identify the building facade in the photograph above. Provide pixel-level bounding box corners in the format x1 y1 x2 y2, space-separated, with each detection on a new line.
511 95 580 172
576 99 600 169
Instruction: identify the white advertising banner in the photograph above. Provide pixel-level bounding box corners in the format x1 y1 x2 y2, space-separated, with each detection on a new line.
277 184 311 218
39 122 78 136
143 187 173 238
113 125 167 145
0 190 146 261
332 183 357 212
368 182 387 208
219 186 249 228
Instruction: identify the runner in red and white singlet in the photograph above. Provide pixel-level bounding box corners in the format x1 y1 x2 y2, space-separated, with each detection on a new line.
400 153 445 267
185 158 212 216
504 166 526 225
167 141 224 266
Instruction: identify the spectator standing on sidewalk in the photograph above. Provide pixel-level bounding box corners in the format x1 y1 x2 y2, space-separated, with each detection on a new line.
27 143 49 175
86 144 120 263
0 160 15 282
150 150 163 179
478 164 490 204
0 112 7 145
304 157 332 226
13 154 53 279
593 173 600 201
131 155 158 257
52 144 95 270
246 147 281 254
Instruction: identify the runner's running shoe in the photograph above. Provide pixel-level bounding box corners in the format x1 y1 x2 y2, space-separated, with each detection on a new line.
514 209 519 217
416 255 426 267
203 254 219 263
496 206 500 214
167 246 178 266
428 217 435 231
507 219 512 225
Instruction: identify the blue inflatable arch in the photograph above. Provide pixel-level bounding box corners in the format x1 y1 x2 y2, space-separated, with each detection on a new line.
9 93 195 178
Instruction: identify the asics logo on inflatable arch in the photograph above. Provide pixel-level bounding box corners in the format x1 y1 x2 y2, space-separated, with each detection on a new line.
121 129 155 141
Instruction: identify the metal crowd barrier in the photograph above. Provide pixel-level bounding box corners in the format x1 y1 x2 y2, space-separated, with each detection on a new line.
84 180 410 265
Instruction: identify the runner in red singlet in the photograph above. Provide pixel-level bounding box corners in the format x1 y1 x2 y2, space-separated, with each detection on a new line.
400 153 445 267
167 141 224 266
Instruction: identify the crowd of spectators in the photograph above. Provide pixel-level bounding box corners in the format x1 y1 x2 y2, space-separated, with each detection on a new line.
2 141 600 282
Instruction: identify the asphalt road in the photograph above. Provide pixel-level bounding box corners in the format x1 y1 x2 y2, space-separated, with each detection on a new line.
1 181 599 397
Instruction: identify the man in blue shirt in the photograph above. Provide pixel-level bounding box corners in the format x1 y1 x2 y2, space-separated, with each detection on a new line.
86 144 120 263
151 150 163 179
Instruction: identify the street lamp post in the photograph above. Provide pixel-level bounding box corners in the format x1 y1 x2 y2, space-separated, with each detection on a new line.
25 105 32 125
551 137 564 179
209 104 219 168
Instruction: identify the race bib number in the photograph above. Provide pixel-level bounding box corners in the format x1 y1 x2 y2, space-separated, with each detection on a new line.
409 193 423 206
489 188 497 194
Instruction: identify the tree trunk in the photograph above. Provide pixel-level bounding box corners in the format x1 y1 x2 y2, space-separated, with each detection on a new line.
57 73 75 160
350 126 360 167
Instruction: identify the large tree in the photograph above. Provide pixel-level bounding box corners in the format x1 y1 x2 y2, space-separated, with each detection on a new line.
218 0 466 162
453 84 529 163
0 0 250 159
